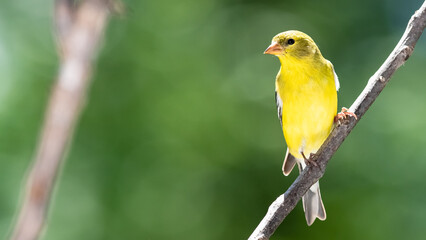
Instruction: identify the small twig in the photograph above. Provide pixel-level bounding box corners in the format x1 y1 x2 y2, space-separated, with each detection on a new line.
9 1 111 240
249 1 426 239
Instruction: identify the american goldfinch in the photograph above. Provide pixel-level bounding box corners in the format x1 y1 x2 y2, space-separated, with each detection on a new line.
264 30 355 225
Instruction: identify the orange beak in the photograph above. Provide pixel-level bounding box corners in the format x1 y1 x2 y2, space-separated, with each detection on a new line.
264 42 283 55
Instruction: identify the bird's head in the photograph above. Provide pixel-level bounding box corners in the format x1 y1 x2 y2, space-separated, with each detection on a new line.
264 30 320 59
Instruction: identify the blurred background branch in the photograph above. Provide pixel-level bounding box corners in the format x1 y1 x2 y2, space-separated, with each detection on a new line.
9 0 111 239
249 1 426 239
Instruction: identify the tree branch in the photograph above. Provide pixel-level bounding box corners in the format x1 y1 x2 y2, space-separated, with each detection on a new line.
249 1 426 239
9 1 111 239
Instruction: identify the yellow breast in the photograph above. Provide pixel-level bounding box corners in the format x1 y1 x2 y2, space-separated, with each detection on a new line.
276 55 337 159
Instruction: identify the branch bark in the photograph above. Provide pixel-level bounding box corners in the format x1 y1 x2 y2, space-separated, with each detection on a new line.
249 1 426 239
9 1 111 239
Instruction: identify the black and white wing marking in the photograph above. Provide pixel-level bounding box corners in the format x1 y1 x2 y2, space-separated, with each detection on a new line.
327 60 340 91
333 68 340 91
275 90 283 126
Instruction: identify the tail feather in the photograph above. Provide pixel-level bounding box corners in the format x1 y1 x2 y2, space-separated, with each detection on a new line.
297 162 327 226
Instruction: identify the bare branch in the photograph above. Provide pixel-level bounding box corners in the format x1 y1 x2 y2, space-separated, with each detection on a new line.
9 1 111 239
54 0 75 46
249 1 426 239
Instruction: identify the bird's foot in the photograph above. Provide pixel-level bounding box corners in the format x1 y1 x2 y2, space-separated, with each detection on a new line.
301 152 318 167
334 107 357 124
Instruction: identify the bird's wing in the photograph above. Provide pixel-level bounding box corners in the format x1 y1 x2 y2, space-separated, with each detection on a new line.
275 90 297 175
275 90 283 126
327 60 340 91
282 148 297 176
333 68 340 91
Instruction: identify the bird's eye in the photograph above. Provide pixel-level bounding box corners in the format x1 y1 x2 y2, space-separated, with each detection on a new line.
287 39 295 45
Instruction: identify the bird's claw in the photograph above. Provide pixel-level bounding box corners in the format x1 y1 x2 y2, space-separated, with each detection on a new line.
334 107 357 124
301 152 318 167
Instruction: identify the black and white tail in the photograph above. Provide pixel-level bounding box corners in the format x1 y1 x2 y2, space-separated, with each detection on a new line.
282 149 327 225
297 161 326 226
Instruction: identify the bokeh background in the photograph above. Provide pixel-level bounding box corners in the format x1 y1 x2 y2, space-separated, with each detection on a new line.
1 0 426 239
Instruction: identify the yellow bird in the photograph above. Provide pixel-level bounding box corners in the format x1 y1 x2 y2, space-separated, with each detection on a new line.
264 30 354 225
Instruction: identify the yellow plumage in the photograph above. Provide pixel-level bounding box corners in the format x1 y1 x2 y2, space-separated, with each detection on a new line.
265 30 339 226
277 48 337 159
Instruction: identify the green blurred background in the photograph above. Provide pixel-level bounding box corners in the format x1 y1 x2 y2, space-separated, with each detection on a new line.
1 0 426 239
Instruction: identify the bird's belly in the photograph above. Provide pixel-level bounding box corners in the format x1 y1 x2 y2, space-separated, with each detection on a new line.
281 90 336 159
